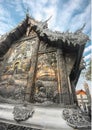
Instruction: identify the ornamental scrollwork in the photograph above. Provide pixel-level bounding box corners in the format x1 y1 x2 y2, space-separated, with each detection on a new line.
13 105 34 122
62 108 91 129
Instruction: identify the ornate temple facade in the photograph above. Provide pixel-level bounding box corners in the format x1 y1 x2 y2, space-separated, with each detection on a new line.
0 15 90 130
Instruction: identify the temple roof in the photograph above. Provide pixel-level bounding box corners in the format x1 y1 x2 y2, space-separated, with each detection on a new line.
76 89 86 95
0 15 89 57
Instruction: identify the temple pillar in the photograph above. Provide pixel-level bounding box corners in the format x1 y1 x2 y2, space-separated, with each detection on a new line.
57 49 71 105
71 82 78 105
67 76 74 104
25 38 40 102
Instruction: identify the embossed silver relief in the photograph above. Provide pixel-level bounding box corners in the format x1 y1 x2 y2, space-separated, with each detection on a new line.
62 108 91 129
0 40 36 101
6 40 35 71
8 40 35 64
13 105 34 121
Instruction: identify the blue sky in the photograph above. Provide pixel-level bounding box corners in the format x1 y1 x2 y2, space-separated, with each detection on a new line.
0 0 91 90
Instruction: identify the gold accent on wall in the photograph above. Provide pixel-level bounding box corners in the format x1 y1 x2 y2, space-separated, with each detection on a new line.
13 60 21 70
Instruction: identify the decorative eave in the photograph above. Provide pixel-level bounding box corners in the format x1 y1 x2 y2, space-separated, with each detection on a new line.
32 22 89 49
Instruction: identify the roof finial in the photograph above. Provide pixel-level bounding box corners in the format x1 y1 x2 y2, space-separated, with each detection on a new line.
75 23 86 34
26 7 29 17
45 15 52 23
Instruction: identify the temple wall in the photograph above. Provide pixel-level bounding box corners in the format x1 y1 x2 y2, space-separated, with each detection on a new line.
0 36 76 105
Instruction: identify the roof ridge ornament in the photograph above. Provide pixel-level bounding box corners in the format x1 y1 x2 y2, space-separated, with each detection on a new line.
44 15 52 23
75 23 86 34
37 16 52 29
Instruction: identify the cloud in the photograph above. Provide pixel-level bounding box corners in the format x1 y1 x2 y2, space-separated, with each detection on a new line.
84 45 92 53
84 53 92 61
86 60 91 66
0 4 16 35
64 1 90 33
22 0 58 22
76 74 91 91
21 0 91 35
50 0 84 31
0 0 90 35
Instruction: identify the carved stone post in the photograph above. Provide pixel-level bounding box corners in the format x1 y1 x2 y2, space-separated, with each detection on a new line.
25 38 40 102
57 49 71 105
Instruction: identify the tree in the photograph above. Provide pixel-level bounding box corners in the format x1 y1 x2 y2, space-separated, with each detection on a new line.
85 60 91 80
